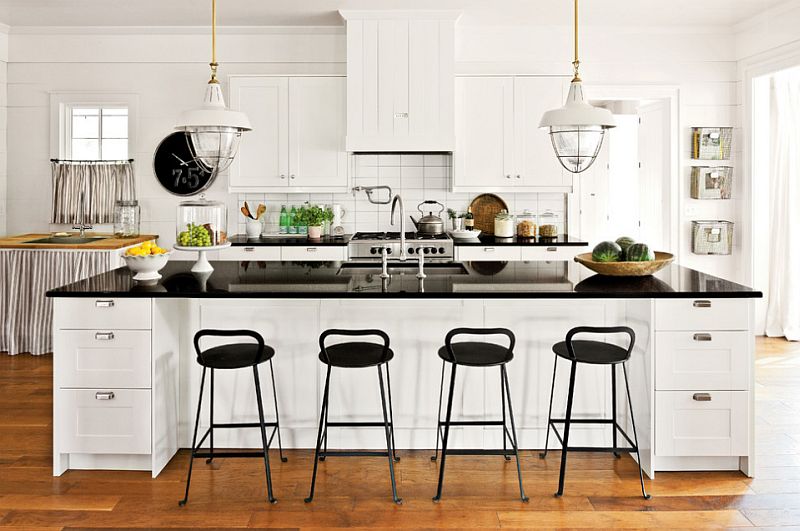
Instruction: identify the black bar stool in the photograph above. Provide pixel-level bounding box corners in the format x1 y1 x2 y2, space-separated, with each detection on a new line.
432 327 528 502
179 329 286 506
540 326 650 499
305 329 401 504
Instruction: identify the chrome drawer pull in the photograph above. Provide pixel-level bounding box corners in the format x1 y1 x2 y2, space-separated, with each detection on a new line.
693 333 712 342
306 247 318 252
546 247 557 252
484 247 495 252
693 300 712 308
692 393 712 402
95 391 115 400
95 299 115 308
94 332 115 341
244 247 255 252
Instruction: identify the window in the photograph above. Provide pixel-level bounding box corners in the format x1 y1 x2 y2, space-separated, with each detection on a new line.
68 106 129 160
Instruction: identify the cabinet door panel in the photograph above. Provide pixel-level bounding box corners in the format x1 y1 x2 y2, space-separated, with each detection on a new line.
288 77 347 189
514 77 571 190
229 77 289 189
454 77 514 188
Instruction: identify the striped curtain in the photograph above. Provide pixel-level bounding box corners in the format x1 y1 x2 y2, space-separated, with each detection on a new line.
51 161 136 224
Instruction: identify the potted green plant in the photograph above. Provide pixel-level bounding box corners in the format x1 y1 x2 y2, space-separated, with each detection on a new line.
296 204 333 240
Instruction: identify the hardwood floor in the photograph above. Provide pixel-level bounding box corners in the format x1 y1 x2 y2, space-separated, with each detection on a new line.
1 337 799 529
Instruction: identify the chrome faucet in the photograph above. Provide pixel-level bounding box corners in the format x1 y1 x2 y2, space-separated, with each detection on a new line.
390 194 408 261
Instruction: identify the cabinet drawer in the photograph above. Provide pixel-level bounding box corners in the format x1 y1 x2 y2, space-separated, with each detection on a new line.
520 246 581 261
655 299 749 331
54 298 151 330
57 330 151 389
655 391 748 457
220 246 281 261
655 331 749 391
281 246 347 262
456 246 521 262
60 388 151 454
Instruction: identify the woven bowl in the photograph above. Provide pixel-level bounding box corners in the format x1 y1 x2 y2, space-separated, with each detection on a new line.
574 251 674 277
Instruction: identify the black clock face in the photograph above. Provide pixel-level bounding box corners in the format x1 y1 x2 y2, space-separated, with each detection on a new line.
153 132 214 196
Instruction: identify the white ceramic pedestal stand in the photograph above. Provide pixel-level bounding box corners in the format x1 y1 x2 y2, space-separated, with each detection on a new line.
174 242 231 273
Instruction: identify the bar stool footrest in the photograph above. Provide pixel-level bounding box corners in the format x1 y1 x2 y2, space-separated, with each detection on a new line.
440 449 517 456
319 450 392 458
192 450 274 459
548 419 638 452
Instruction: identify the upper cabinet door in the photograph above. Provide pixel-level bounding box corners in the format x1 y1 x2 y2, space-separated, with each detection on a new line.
342 11 458 152
514 77 572 191
454 77 515 189
229 77 289 190
288 77 347 189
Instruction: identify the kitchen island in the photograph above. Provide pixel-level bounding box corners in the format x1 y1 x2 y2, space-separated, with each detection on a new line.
47 259 761 481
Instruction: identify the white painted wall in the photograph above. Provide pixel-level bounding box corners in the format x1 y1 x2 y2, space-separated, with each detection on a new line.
0 26 7 235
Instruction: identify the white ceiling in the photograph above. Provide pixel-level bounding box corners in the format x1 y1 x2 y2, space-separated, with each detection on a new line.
0 0 788 28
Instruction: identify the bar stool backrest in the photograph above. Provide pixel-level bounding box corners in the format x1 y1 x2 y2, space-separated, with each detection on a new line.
193 329 266 366
564 326 635 362
319 329 391 365
444 327 515 364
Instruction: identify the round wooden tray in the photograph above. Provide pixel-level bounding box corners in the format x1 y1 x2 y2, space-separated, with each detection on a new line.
469 194 508 235
574 251 674 277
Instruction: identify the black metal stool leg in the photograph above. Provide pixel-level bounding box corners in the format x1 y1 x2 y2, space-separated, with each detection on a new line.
555 361 577 497
269 359 288 463
385 363 400 463
433 363 457 502
305 366 332 503
502 364 529 502
611 364 620 458
622 363 651 500
253 366 277 504
378 364 402 504
320 373 330 463
540 354 558 459
501 367 511 461
179 367 207 507
431 360 446 462
206 369 214 464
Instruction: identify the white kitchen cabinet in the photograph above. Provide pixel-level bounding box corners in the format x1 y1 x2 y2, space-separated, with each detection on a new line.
229 76 347 192
655 331 750 391
341 11 458 152
281 246 347 262
453 76 571 192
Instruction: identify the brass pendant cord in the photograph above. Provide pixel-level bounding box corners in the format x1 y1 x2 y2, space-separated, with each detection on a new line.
208 0 219 84
572 0 581 82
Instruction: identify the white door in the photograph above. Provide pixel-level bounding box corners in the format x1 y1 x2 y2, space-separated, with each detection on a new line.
288 77 347 189
229 77 289 189
454 77 514 189
514 77 571 190
638 100 671 251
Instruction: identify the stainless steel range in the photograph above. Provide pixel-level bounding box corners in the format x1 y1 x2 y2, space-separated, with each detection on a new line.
348 232 454 261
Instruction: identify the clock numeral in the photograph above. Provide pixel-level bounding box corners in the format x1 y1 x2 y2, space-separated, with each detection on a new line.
172 167 203 189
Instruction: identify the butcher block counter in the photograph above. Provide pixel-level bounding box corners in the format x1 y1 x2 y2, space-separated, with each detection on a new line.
0 233 157 250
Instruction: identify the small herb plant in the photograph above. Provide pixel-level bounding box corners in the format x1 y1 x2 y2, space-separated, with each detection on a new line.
296 204 333 227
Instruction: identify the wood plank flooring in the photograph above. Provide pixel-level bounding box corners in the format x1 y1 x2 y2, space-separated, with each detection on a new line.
1 337 799 529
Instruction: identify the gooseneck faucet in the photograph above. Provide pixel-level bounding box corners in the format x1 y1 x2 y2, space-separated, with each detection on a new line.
390 194 408 261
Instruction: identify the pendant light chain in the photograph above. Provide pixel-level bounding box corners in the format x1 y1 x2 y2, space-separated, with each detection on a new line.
572 0 581 82
208 0 219 84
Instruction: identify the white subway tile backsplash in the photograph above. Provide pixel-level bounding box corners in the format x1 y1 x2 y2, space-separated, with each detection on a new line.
378 154 401 166
400 154 424 166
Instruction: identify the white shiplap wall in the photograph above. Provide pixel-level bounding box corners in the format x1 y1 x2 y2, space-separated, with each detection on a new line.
0 27 7 235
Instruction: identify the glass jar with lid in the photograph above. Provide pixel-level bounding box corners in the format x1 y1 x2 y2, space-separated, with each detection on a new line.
176 198 228 247
494 210 515 238
538 209 563 238
516 210 537 238
113 200 140 238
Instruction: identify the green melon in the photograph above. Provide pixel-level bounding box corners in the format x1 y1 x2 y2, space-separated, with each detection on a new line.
625 243 655 262
592 241 623 262
615 236 636 254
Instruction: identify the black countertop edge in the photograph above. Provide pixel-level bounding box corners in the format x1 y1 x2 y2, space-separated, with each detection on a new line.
229 234 351 246
454 234 588 246
48 291 762 299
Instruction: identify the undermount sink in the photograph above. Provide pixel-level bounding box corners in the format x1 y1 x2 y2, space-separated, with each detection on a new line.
25 236 107 245
338 262 468 276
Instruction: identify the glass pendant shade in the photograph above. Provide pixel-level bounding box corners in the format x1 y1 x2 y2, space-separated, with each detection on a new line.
540 80 615 173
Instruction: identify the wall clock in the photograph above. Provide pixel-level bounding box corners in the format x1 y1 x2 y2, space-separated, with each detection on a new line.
153 132 214 196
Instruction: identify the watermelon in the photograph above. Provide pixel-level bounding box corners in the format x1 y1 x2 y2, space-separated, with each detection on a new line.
615 236 636 254
625 243 655 262
592 241 622 262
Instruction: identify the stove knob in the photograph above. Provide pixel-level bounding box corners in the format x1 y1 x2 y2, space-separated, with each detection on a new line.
430 247 438 254
408 247 415 254
387 248 393 254
423 247 431 254
439 247 446 254
370 248 377 255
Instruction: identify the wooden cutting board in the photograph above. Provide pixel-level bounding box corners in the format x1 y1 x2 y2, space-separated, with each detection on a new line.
469 194 509 235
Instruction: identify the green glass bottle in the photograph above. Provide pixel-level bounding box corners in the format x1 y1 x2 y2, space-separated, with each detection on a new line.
279 205 289 234
288 205 298 234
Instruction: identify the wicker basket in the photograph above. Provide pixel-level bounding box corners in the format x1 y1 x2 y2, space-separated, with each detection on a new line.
692 220 733 255
691 166 733 199
692 127 733 160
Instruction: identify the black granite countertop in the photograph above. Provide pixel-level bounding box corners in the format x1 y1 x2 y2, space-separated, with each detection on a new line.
47 260 762 299
453 234 588 246
229 234 351 246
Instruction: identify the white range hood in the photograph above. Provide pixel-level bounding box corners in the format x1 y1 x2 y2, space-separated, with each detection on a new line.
340 10 460 152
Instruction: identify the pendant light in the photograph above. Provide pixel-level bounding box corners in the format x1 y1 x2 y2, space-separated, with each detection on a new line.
540 0 615 174
176 0 251 176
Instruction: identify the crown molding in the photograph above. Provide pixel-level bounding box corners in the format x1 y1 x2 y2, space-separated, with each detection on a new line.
8 25 344 36
733 0 800 34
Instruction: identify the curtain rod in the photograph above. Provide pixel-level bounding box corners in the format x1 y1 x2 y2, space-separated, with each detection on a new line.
51 158 135 163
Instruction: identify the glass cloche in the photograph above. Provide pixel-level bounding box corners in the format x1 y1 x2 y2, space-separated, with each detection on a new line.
176 198 228 247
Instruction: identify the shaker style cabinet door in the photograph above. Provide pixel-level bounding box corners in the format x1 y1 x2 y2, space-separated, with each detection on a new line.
454 77 514 189
288 77 347 189
229 76 289 190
